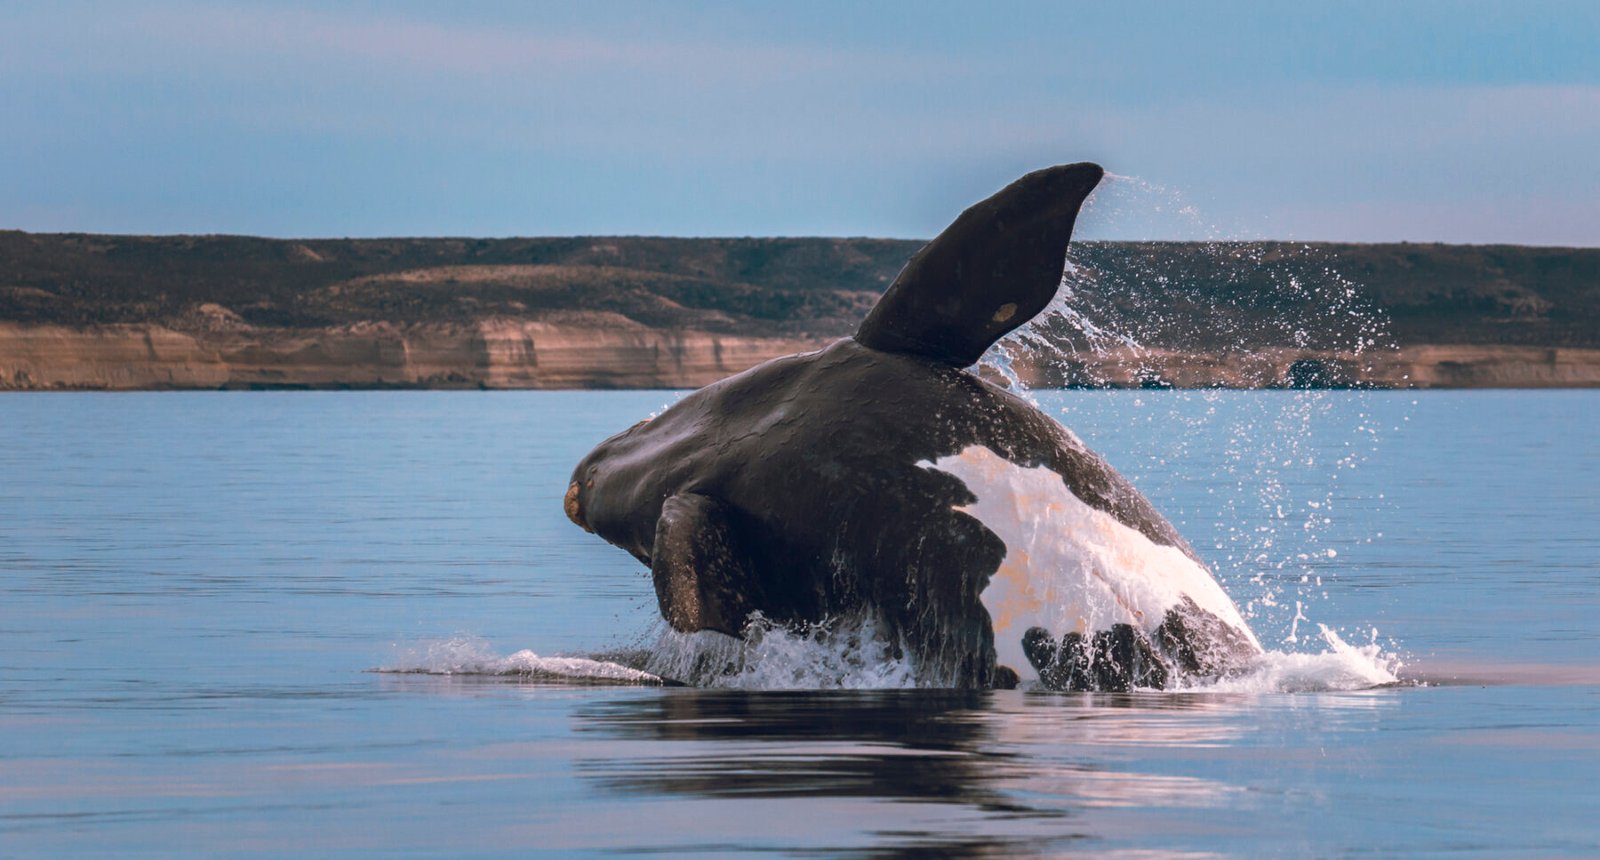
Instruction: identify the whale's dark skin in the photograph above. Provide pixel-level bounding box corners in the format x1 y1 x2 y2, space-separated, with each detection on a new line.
565 163 1260 689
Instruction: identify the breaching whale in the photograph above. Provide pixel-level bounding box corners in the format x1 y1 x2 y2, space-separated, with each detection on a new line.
564 163 1262 690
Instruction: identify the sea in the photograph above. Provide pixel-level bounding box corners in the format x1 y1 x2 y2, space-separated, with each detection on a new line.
2 388 1596 857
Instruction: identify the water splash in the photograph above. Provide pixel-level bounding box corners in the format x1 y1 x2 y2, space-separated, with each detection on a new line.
1193 626 1402 694
377 636 668 685
637 605 1397 694
986 173 1396 391
980 174 1402 656
1081 171 1232 242
388 621 1400 693
644 612 919 690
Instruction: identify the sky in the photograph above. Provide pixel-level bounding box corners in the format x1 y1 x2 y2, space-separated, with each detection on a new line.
3 1 1598 245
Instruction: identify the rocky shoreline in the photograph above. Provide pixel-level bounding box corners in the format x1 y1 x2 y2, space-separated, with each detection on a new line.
5 321 1597 390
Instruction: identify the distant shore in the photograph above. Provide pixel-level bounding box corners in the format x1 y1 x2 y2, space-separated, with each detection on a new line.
4 231 1597 390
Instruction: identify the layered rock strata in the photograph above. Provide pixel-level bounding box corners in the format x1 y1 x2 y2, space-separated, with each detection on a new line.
4 322 1599 390
0 321 827 391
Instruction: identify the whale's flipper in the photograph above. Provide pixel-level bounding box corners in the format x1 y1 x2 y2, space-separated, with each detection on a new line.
1023 624 1170 692
651 493 757 637
856 162 1103 367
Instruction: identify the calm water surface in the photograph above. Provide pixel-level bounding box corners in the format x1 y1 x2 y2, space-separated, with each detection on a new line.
2 390 1596 857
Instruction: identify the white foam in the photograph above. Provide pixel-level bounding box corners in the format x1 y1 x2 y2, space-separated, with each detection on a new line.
379 636 665 685
922 445 1260 681
377 625 1398 693
1178 626 1401 694
644 612 918 689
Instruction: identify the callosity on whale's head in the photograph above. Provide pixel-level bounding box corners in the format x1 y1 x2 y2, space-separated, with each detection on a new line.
565 162 1263 690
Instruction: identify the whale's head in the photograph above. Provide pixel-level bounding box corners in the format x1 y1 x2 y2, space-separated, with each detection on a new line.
565 416 672 563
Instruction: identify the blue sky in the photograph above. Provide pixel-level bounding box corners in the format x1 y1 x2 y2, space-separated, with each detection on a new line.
3 1 1597 244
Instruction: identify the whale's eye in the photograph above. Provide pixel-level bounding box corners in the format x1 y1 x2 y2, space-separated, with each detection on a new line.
991 303 1018 324
586 479 594 489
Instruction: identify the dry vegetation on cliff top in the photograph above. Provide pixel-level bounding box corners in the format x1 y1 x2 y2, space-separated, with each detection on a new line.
1 231 1596 348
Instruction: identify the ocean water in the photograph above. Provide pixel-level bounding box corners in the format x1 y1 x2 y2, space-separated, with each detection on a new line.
2 389 1597 857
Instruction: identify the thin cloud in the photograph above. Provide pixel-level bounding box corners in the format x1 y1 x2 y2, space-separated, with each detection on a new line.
104 2 959 84
2 3 1596 242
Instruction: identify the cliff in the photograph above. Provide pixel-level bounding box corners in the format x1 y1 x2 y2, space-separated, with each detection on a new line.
0 320 827 390
3 231 1598 390
7 320 1599 391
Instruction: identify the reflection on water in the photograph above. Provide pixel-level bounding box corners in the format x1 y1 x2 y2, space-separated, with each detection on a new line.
577 691 1015 805
558 687 1400 856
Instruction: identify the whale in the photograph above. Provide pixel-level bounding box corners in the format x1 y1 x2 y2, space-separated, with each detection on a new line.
564 163 1262 690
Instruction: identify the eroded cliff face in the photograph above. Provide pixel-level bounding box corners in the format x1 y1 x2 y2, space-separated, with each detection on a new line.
5 321 1600 391
0 321 831 390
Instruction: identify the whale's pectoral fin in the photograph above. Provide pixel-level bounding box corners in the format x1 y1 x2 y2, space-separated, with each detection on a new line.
651 493 758 637
1154 596 1260 678
855 162 1104 367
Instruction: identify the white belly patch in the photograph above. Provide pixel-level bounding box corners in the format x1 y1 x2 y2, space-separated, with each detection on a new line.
921 445 1258 680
